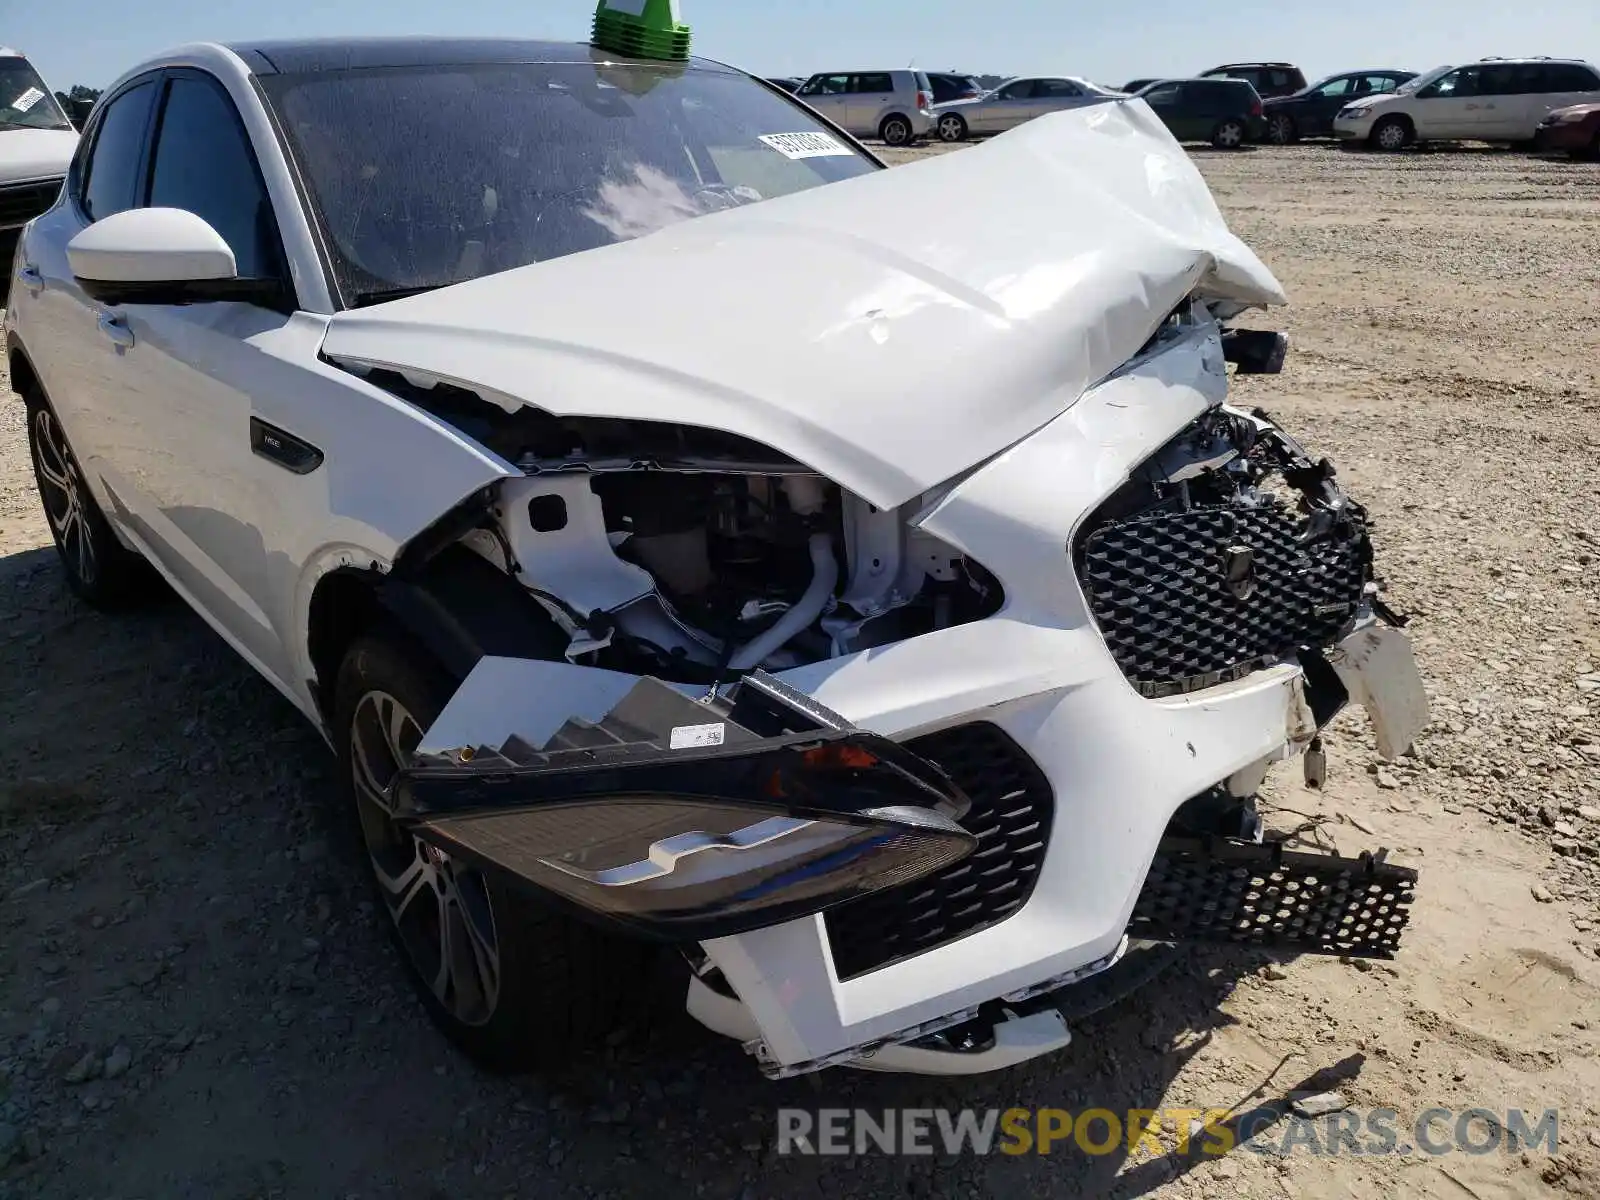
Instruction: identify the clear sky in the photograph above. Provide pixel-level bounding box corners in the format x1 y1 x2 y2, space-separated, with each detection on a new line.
8 0 1598 93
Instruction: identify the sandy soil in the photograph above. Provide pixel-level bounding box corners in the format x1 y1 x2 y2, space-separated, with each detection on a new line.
2 143 1599 1199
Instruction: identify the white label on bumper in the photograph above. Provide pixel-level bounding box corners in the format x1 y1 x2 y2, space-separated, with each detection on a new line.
1330 624 1429 759
670 721 726 749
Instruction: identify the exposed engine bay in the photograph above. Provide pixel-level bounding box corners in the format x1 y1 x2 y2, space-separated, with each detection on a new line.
371 370 1005 682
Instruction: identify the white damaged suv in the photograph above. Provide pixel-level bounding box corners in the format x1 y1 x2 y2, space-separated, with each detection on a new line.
6 38 1428 1078
0 47 79 240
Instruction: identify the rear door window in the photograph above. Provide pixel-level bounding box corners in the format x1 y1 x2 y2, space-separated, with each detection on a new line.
854 73 893 95
996 80 1035 100
80 80 156 221
1360 74 1404 95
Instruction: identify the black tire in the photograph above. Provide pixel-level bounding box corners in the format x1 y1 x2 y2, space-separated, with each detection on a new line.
936 112 969 143
879 114 913 147
1266 112 1298 145
21 383 154 608
1211 118 1247 149
334 628 654 1072
1369 115 1412 152
1573 132 1600 162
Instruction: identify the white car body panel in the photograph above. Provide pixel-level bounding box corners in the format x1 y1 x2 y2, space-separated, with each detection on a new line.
321 102 1284 512
0 128 78 188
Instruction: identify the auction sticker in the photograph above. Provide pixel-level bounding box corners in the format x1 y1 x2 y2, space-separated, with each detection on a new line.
758 131 854 160
11 87 44 113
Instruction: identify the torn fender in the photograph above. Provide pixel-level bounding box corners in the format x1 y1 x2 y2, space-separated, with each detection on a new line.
397 665 976 940
321 101 1284 511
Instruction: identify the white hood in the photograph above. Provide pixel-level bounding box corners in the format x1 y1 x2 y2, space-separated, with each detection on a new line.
322 100 1284 510
0 127 78 185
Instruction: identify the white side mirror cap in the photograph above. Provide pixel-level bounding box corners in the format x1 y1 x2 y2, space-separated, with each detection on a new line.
67 207 237 286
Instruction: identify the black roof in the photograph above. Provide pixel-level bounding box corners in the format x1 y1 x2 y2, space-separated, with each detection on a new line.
227 36 735 75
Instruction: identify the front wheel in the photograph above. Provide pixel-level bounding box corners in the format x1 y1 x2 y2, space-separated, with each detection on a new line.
879 114 913 147
24 389 153 608
1211 119 1246 149
335 629 653 1072
936 112 969 143
1370 116 1412 152
1266 113 1298 145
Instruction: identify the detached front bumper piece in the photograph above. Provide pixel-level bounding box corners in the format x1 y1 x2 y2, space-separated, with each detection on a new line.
393 671 977 941
1128 835 1417 959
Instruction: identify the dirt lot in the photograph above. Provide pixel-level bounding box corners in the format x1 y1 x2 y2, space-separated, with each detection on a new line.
3 143 1600 1200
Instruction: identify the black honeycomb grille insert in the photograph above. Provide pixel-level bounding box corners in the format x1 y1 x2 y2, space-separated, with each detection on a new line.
823 723 1053 981
0 179 63 230
1129 837 1417 959
1077 500 1368 697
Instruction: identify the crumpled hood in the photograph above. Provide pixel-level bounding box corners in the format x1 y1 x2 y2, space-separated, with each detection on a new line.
322 100 1284 510
0 128 78 185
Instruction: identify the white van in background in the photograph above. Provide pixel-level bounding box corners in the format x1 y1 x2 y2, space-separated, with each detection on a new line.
1 47 78 241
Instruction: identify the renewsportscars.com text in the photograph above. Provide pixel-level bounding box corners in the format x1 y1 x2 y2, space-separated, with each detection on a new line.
776 1107 1560 1158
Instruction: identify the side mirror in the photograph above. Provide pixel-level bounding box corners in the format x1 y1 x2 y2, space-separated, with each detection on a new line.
67 208 277 306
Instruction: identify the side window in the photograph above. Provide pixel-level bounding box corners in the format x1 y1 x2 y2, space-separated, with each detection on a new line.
997 80 1035 100
854 73 893 95
802 74 849 96
1362 75 1401 94
80 80 156 221
1316 78 1354 98
1034 79 1083 98
1269 70 1292 89
147 75 279 279
1142 84 1181 105
1546 64 1600 92
1420 67 1479 98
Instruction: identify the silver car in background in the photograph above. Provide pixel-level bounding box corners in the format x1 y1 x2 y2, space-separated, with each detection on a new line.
792 69 934 146
932 76 1123 142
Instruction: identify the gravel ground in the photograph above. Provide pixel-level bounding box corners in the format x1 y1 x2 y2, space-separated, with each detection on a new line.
2 142 1600 1199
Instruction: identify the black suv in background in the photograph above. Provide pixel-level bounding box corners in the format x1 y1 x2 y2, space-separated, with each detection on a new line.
1200 62 1307 98
1134 78 1267 147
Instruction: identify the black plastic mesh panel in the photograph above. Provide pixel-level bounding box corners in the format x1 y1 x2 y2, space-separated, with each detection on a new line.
0 180 62 229
1077 501 1368 697
1128 837 1416 958
823 723 1053 980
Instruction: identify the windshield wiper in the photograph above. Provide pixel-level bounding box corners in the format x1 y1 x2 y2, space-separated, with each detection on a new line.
350 284 443 308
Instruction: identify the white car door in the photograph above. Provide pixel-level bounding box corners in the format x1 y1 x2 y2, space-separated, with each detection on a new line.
1408 65 1485 139
10 76 161 496
81 69 309 687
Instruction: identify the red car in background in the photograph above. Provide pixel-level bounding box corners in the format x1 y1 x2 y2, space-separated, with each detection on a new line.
1535 102 1600 159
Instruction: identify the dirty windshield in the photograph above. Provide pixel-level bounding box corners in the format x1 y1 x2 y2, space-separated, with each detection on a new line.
261 60 880 306
0 57 73 132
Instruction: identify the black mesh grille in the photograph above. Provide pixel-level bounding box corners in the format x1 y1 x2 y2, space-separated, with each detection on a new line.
0 180 63 229
1077 500 1368 697
1129 837 1417 959
823 723 1052 980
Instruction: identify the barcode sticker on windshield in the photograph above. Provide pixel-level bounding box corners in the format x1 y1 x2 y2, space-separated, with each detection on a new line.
759 131 853 160
670 722 726 750
11 87 45 113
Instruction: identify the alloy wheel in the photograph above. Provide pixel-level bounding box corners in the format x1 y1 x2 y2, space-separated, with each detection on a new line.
937 114 966 142
32 408 97 588
349 689 501 1026
882 117 911 146
1268 114 1295 145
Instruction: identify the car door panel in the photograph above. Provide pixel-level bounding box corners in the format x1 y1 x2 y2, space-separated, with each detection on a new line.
978 82 1034 133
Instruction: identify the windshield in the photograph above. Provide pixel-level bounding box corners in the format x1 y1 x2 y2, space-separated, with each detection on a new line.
260 59 880 306
1398 66 1450 94
0 57 73 132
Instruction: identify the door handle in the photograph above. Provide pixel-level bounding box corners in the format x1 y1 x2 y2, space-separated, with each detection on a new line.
17 264 43 294
97 312 135 351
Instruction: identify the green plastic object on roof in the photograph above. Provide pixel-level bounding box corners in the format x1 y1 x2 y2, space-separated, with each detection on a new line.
591 0 692 62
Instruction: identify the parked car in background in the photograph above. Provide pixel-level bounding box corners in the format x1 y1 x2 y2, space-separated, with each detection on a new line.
926 72 983 105
1333 58 1600 150
1135 78 1265 148
1 48 79 245
1262 69 1416 144
793 69 933 145
1199 62 1306 99
1122 78 1158 94
1535 101 1600 159
765 76 802 93
932 76 1121 142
